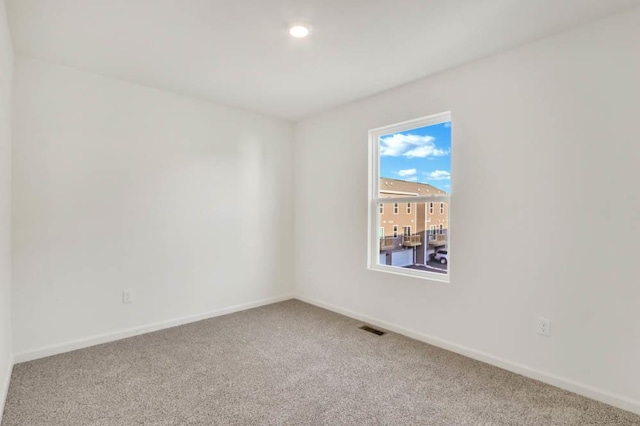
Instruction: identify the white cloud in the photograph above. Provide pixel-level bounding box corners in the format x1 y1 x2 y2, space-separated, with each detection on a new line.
426 170 451 181
397 168 417 177
405 176 418 182
380 134 448 158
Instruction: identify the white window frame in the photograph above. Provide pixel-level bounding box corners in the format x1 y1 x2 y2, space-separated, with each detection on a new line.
379 203 383 214
440 202 444 214
392 225 399 238
393 203 399 214
406 203 411 214
403 225 412 236
368 111 451 283
429 203 434 215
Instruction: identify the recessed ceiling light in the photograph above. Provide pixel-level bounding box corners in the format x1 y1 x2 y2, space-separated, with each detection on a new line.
289 25 310 38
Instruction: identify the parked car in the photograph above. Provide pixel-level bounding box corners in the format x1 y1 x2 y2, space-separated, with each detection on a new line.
433 249 448 264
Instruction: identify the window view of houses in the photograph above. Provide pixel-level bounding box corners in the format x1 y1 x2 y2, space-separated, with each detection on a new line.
378 179 449 273
378 120 451 274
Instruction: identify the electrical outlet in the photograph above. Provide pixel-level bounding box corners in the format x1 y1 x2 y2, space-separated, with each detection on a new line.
123 289 134 304
537 317 551 336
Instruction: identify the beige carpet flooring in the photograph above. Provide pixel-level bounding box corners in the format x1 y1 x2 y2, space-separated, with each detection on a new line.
2 299 640 425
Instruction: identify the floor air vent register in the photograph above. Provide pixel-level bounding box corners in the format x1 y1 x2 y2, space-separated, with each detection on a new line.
359 325 386 336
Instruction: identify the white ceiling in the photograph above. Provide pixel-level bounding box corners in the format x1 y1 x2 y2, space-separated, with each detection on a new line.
6 0 640 121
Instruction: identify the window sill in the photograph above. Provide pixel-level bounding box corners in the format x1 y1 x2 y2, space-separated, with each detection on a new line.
368 264 450 284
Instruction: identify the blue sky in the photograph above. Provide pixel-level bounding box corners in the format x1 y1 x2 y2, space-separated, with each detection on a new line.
379 121 451 192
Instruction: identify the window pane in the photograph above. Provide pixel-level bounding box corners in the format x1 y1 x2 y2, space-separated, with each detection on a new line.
378 200 448 275
378 121 451 199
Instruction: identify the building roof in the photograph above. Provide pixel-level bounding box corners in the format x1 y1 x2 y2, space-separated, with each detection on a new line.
379 178 448 198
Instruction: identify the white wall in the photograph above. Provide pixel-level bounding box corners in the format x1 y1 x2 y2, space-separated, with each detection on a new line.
12 57 294 357
294 8 640 412
0 0 13 418
0 0 12 415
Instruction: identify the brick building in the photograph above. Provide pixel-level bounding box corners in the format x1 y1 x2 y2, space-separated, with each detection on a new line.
378 178 448 267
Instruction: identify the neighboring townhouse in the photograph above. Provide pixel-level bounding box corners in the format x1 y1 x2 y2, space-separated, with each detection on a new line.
378 178 448 267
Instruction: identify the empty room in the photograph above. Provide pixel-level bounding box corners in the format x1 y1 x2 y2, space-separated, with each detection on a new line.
1 0 640 425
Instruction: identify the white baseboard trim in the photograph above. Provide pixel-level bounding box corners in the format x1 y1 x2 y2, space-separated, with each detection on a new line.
0 354 14 425
296 295 640 416
13 294 294 364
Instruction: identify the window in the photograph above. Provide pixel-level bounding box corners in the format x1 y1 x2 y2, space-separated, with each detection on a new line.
368 112 451 282
379 227 384 238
